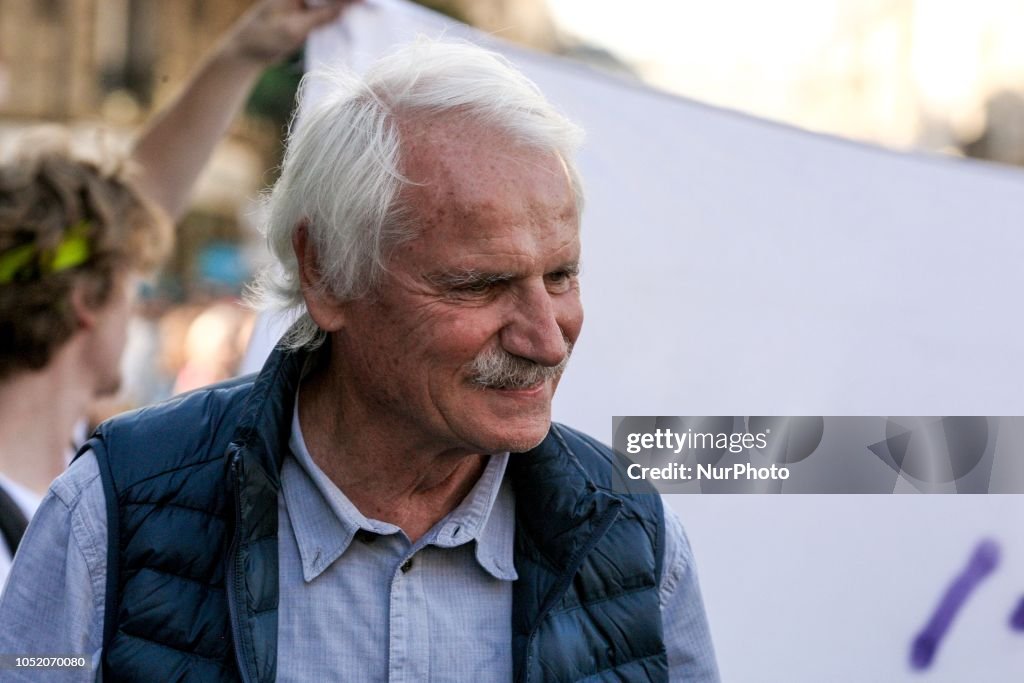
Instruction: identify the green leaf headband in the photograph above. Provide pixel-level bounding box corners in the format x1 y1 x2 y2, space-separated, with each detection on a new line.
0 219 92 284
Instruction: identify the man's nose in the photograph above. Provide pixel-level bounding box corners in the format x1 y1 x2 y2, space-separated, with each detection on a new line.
499 283 569 367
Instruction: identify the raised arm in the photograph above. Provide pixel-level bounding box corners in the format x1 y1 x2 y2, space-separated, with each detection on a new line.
131 0 355 220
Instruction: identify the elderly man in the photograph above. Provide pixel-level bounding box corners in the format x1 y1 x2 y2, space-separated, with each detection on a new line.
0 40 718 682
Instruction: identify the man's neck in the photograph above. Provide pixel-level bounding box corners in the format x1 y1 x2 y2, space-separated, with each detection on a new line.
0 350 91 496
297 360 488 544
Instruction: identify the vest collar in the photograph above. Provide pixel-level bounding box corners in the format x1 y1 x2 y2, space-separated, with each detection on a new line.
508 424 624 572
230 343 306 487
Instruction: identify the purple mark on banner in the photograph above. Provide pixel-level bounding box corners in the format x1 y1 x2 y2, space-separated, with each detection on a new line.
910 539 1001 670
1011 597 1024 632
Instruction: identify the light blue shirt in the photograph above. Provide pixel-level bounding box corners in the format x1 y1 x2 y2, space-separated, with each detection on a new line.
0 405 719 682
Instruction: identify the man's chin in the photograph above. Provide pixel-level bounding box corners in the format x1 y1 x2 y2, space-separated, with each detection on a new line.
454 387 555 452
476 418 552 454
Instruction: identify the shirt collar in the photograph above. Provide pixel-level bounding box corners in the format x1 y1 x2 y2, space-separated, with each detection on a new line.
471 474 517 581
283 397 517 582
428 449 517 581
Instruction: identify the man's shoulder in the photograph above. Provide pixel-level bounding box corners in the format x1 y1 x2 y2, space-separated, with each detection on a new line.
50 450 102 511
90 374 258 487
101 374 255 436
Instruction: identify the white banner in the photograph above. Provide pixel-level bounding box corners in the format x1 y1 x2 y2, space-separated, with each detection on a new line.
244 0 1024 438
242 5 1024 681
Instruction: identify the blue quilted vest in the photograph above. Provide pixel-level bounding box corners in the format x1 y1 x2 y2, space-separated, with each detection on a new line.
86 345 668 681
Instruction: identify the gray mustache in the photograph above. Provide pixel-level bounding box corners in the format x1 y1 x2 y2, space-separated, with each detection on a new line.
468 343 573 390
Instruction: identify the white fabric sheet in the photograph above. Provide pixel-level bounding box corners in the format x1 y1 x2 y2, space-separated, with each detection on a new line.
239 0 1024 433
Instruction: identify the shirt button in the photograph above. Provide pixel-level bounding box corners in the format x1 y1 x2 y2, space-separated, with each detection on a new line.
400 558 414 573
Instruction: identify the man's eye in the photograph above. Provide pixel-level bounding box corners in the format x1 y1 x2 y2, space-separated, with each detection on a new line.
545 270 575 290
450 280 496 298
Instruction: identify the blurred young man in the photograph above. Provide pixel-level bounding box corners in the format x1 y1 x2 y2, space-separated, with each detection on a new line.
0 0 352 589
0 136 172 586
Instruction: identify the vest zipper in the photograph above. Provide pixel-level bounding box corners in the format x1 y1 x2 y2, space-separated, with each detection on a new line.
519 501 623 683
227 449 256 683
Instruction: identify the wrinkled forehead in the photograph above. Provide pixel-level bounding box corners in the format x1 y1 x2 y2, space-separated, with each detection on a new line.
397 114 577 222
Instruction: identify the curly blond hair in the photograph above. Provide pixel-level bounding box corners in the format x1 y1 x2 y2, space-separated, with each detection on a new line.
0 130 172 379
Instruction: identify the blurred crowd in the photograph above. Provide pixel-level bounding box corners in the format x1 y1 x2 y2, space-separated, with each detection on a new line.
0 0 355 589
94 294 256 424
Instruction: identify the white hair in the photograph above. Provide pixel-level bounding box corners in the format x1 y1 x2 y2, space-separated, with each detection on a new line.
250 37 585 350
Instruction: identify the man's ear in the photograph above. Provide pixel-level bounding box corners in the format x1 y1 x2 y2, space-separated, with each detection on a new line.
70 281 99 331
293 221 346 332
